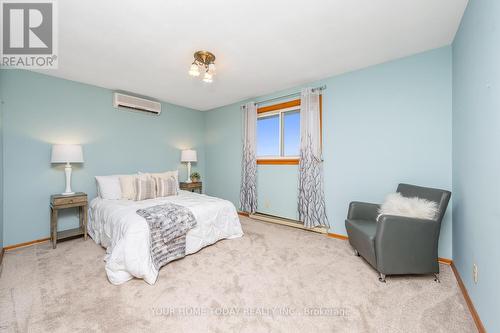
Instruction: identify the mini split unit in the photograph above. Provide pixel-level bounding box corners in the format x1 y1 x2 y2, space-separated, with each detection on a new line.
113 92 162 115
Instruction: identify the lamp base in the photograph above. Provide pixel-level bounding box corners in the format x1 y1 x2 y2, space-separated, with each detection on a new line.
186 161 192 183
63 163 74 195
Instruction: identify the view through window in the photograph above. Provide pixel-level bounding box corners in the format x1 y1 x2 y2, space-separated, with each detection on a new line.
257 107 300 158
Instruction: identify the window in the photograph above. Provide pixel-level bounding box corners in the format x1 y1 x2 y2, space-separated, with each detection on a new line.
257 106 301 161
283 110 300 156
257 114 280 156
256 97 322 165
257 108 300 159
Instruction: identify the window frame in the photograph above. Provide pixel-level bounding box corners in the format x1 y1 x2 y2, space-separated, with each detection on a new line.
256 96 322 165
257 106 300 161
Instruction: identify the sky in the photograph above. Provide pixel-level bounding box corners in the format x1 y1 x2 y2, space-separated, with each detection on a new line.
257 111 299 156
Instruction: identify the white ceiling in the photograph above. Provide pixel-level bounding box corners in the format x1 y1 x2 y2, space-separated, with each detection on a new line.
37 0 468 111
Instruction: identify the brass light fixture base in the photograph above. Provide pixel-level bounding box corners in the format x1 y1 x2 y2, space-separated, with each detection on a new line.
189 50 216 83
194 51 216 65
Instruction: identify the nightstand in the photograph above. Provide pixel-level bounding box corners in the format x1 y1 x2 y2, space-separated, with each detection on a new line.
50 192 88 249
180 182 202 194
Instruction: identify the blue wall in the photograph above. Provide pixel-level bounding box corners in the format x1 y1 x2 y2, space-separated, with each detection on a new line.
258 165 299 220
0 70 205 246
452 0 500 331
0 49 454 258
204 47 453 258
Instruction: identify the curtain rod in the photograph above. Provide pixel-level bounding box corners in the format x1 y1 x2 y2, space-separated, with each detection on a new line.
241 85 327 108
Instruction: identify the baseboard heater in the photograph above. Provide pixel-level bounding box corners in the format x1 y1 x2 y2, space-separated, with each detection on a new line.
249 212 328 234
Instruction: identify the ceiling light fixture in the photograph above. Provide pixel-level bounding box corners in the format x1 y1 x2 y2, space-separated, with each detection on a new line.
189 51 216 83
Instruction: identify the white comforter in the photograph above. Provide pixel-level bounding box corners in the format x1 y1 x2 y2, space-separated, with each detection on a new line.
88 191 243 285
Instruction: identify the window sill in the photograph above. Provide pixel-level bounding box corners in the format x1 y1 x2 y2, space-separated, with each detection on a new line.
257 159 299 165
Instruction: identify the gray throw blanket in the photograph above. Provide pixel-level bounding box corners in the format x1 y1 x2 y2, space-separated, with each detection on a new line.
136 203 197 270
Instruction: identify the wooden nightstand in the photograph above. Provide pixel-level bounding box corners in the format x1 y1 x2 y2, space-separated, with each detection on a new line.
50 192 88 249
180 182 202 194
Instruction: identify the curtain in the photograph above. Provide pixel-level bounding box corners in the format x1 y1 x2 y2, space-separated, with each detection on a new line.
298 88 329 228
239 102 258 214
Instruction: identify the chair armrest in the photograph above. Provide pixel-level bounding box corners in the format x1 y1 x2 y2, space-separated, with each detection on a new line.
347 202 380 221
375 215 441 274
376 215 439 239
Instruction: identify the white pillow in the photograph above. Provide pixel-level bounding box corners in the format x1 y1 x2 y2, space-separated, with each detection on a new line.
119 175 137 200
377 192 438 221
95 175 122 200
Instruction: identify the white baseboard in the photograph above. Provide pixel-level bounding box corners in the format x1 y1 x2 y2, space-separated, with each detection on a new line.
248 213 328 234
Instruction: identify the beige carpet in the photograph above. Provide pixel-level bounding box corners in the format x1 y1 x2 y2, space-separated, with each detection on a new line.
0 217 476 332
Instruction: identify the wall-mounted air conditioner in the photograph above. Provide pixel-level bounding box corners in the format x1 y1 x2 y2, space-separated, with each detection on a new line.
113 92 162 115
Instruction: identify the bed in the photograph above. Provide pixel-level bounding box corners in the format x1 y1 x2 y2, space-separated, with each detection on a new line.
88 190 244 285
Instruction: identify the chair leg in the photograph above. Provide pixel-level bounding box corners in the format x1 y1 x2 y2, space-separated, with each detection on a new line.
434 273 440 283
379 273 386 283
353 249 360 256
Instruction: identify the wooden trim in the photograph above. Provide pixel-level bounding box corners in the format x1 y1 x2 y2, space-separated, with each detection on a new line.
327 233 349 240
438 257 453 265
4 237 50 251
238 211 250 217
257 158 299 165
451 262 486 333
257 99 301 114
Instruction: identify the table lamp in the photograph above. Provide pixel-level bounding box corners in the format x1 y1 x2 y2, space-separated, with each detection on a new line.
51 144 84 195
181 149 197 183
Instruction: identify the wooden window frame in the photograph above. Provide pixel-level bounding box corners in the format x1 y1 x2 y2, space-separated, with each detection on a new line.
256 96 322 165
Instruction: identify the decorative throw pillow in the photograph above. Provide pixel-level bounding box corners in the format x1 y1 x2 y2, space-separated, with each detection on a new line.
95 176 122 200
140 170 179 195
119 175 137 200
378 192 438 221
156 176 178 197
135 177 156 201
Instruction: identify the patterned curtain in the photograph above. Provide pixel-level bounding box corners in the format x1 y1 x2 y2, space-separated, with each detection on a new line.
298 88 329 228
239 102 258 214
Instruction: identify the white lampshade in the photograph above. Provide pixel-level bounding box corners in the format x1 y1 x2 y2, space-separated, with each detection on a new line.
51 144 84 163
181 149 197 162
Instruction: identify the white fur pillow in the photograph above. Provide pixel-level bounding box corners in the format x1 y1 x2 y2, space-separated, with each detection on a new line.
377 192 438 221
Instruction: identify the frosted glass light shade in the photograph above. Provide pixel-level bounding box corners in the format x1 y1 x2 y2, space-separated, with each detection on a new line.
51 144 84 163
203 72 213 83
181 149 197 162
188 64 200 77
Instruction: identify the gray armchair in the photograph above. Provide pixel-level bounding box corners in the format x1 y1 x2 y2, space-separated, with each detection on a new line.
345 183 451 282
